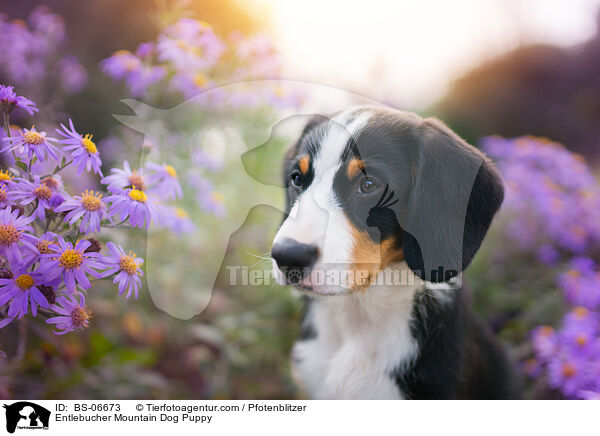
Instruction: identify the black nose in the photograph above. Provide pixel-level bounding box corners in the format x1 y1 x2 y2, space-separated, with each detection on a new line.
272 238 319 273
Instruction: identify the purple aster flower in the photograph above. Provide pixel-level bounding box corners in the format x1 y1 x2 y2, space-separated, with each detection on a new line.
230 33 282 81
1 126 60 162
0 207 37 264
169 72 214 99
46 294 91 335
558 307 600 354
0 84 38 116
522 358 543 378
37 237 104 293
0 185 13 209
164 207 196 235
0 317 13 329
54 190 106 234
56 118 103 176
547 354 586 398
145 162 182 200
58 55 88 93
101 160 145 192
531 326 557 361
105 188 160 229
530 306 600 398
28 6 66 44
579 390 600 400
156 18 225 71
101 50 142 80
190 176 225 216
558 258 600 310
10 176 56 220
192 149 222 172
127 65 167 98
23 231 58 266
101 51 166 97
135 42 155 59
536 244 560 265
101 242 144 299
0 267 48 318
483 136 600 255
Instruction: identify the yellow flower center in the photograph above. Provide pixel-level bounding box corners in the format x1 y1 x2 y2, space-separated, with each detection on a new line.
71 306 91 328
193 73 207 88
41 176 59 189
22 130 45 145
15 274 34 290
0 223 20 246
574 306 588 319
273 85 285 97
128 189 147 203
164 165 177 178
575 335 587 347
59 249 84 269
119 254 138 275
36 239 54 254
0 170 13 182
81 134 97 154
175 39 201 55
128 172 145 190
33 185 52 200
175 208 188 219
539 326 554 337
124 58 140 71
0 187 7 202
211 192 224 203
561 362 577 378
81 190 103 211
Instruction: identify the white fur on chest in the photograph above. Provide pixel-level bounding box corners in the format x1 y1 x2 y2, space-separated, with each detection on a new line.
291 267 424 399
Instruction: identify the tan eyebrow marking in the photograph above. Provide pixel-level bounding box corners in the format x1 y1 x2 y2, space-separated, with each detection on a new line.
298 155 310 175
347 158 365 179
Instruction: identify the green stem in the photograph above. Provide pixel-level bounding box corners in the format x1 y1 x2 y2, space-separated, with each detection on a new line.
73 228 81 244
1 112 21 176
40 159 73 179
43 215 54 234
53 159 73 175
102 220 127 228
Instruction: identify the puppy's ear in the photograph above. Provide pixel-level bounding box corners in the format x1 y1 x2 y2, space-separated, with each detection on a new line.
401 118 504 282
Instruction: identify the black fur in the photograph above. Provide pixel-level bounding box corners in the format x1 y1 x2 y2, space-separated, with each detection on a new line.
397 117 505 283
393 287 520 399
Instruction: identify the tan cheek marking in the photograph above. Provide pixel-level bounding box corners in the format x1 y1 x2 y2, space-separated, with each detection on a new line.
346 158 365 179
298 156 310 175
348 222 404 292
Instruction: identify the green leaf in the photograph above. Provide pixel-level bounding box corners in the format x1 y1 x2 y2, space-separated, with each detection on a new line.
16 161 28 172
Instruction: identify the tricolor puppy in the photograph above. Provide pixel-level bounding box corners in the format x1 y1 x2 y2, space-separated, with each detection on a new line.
271 107 518 399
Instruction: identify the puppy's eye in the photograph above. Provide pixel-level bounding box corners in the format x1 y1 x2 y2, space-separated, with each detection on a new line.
289 170 302 189
358 179 380 195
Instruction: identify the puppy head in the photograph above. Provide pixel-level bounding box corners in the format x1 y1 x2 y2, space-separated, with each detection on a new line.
271 107 504 295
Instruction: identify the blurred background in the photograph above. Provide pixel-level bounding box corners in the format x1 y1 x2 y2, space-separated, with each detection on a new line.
1 0 600 399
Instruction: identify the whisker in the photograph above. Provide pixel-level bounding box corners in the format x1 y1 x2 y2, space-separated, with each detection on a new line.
244 250 273 261
248 258 272 268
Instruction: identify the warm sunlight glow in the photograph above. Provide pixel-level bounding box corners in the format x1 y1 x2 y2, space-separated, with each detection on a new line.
256 0 600 108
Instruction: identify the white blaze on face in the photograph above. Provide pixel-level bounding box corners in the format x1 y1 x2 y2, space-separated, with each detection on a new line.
272 109 372 294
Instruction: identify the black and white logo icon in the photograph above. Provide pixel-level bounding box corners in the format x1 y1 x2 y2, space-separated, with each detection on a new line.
3 402 50 433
